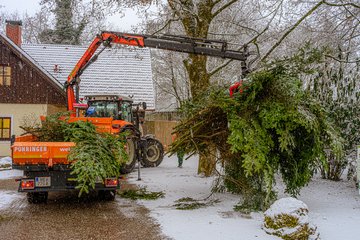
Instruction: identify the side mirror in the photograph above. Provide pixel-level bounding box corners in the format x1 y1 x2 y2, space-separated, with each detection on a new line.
142 102 147 110
10 135 15 146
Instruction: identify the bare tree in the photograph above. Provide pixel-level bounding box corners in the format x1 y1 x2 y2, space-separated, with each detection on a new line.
142 0 359 176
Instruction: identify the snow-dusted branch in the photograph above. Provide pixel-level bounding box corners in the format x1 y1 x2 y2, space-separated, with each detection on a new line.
212 0 239 18
261 0 325 62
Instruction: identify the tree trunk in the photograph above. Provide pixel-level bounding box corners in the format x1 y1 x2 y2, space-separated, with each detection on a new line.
168 0 221 176
197 146 217 176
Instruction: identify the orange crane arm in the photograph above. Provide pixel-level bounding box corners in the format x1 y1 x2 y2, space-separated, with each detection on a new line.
65 31 249 113
66 32 146 113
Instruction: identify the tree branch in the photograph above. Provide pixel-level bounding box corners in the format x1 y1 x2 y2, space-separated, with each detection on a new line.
151 16 180 35
325 54 360 63
212 0 238 18
209 59 233 77
323 0 360 9
261 0 325 62
246 0 283 46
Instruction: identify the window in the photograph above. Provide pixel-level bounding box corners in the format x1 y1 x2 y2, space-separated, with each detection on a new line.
0 117 11 141
0 66 11 86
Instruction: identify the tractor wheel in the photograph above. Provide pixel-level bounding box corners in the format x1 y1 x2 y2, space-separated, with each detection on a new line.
27 192 48 204
120 136 137 174
141 138 164 167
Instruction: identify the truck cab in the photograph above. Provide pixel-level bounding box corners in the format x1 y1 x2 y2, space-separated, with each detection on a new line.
84 94 134 122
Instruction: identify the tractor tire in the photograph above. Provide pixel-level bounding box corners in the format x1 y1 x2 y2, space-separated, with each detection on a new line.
27 192 48 204
141 138 164 167
120 136 137 174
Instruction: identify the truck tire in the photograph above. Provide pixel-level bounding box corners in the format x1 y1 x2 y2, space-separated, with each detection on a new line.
141 138 164 167
120 137 137 174
27 192 48 204
98 190 116 201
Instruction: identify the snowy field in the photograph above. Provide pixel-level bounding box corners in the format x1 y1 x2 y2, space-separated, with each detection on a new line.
128 155 360 240
1 156 360 239
0 156 12 170
0 191 23 210
0 157 23 179
0 157 24 210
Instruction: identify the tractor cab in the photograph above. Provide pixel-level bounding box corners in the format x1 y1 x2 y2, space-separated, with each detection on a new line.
84 94 134 122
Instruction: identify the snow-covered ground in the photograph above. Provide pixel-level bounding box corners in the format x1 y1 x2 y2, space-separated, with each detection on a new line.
0 169 23 180
0 157 23 178
296 178 360 240
0 157 12 165
0 191 23 210
0 159 23 180
0 157 24 210
1 155 359 239
0 156 12 170
128 155 360 240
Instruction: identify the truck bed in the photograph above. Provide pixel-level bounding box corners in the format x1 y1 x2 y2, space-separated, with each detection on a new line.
11 140 118 200
12 141 75 169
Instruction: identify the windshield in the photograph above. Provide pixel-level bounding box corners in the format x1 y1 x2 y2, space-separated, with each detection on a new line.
86 101 118 118
120 102 132 122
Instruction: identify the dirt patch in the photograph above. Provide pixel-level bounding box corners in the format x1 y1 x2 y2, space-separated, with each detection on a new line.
0 179 168 240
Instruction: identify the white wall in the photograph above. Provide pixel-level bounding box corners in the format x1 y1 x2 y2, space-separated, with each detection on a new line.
0 104 48 156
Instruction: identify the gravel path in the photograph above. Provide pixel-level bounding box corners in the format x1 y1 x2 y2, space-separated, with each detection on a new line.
0 179 168 240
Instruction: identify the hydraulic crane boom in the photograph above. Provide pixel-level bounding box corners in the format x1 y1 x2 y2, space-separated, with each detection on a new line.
65 31 249 113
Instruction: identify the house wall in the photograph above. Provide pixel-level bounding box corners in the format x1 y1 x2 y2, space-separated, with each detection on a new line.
0 103 66 157
0 41 66 104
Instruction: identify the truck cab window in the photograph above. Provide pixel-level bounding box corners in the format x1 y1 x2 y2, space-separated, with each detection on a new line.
87 101 119 119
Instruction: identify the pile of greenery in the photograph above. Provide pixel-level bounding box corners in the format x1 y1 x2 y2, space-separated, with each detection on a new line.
173 197 219 210
118 187 164 200
21 113 128 196
170 64 343 210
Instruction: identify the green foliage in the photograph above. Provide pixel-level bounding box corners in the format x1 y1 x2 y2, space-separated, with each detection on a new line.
264 214 318 240
170 63 343 210
0 164 11 169
20 112 70 141
303 45 360 180
118 187 165 200
66 121 127 196
20 112 128 197
264 215 299 230
173 197 219 210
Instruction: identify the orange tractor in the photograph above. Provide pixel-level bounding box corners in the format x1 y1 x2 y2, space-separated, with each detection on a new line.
12 31 249 203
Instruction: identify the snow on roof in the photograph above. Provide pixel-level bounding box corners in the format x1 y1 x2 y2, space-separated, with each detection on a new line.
22 43 155 109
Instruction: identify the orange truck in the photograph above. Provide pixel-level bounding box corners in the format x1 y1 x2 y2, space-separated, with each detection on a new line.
12 31 249 203
11 136 119 203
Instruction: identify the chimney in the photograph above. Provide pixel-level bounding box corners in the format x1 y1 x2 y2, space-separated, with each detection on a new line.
5 20 22 47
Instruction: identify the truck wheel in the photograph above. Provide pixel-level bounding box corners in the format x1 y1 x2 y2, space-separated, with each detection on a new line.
120 137 137 174
27 192 48 204
98 190 116 201
141 138 164 167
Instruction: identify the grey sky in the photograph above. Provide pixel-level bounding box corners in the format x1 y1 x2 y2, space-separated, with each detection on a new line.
0 0 141 31
1 0 42 15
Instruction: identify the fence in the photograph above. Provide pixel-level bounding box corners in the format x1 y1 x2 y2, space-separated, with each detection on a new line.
144 111 180 151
